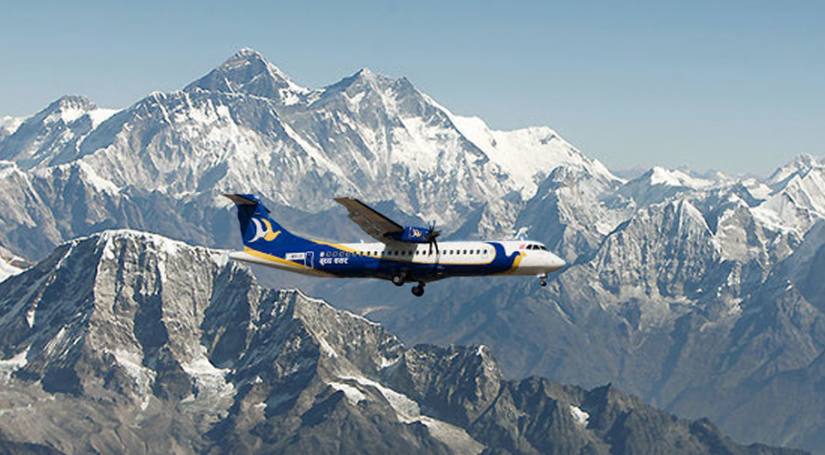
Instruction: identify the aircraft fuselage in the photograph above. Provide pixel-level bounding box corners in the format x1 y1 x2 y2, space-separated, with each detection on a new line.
230 239 565 283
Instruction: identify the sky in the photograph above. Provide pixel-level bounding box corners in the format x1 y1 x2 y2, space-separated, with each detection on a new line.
1 0 823 175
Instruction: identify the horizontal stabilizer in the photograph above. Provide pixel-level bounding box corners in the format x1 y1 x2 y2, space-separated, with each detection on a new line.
223 193 259 206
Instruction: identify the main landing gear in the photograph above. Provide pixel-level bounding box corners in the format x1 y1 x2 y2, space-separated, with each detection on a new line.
392 274 425 296
538 273 548 287
411 282 425 297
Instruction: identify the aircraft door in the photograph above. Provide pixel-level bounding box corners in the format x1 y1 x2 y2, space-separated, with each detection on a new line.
305 251 314 269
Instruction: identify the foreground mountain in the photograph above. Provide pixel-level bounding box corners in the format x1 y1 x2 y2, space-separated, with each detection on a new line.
0 230 802 454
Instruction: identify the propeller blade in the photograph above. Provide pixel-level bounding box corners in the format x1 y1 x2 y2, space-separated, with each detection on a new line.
427 220 440 256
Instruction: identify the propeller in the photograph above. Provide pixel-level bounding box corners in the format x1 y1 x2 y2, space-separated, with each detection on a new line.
427 220 441 255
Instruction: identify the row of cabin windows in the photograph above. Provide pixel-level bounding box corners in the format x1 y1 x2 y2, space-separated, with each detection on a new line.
328 249 491 257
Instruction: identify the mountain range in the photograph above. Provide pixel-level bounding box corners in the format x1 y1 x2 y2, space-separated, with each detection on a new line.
0 48 824 452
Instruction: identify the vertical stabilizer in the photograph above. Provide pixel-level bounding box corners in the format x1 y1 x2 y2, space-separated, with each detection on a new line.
224 194 304 250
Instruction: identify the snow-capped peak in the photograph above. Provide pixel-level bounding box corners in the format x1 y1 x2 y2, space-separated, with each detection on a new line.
185 48 310 105
646 166 714 188
766 154 823 189
42 95 97 125
321 67 392 96
0 115 26 138
450 114 618 196
753 159 825 235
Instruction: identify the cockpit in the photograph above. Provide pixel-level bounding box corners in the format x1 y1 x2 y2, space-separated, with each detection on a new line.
525 243 549 251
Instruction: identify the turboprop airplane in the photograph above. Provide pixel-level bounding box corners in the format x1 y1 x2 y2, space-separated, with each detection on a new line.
225 194 566 297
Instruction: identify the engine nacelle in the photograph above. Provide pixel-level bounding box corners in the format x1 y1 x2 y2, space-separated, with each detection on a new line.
390 226 433 243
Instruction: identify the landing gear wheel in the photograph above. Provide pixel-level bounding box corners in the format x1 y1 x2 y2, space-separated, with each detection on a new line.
411 283 425 297
540 279 548 287
538 273 548 287
392 274 405 287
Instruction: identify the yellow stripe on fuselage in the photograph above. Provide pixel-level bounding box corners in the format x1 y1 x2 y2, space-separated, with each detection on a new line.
311 238 359 253
242 247 333 277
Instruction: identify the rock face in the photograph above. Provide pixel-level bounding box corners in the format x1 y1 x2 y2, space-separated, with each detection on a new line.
0 231 801 454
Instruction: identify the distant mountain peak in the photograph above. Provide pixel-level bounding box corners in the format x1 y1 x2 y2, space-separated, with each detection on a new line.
232 47 264 59
355 66 373 77
219 47 274 72
323 66 395 96
42 95 97 123
767 153 823 188
643 166 714 188
185 48 309 104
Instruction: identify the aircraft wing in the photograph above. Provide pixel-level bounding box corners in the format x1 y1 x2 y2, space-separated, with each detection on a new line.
334 197 403 242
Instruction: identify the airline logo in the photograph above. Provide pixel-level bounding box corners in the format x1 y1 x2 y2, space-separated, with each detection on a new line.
250 218 281 242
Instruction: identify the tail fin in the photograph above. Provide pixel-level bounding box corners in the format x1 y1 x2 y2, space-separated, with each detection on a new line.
224 194 301 249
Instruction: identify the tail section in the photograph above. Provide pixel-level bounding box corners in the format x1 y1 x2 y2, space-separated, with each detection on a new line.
224 194 304 250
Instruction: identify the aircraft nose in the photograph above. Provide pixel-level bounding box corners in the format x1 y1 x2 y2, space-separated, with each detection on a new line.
546 253 566 271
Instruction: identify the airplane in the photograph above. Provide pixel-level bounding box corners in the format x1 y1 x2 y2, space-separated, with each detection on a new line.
224 193 566 297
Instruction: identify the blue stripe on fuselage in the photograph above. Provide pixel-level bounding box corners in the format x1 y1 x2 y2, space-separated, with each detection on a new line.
243 237 522 282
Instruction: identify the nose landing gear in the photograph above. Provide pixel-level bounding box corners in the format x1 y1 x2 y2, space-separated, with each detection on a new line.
538 273 548 287
411 282 425 297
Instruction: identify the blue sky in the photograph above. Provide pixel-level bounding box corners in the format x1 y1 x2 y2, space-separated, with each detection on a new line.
1 1 823 175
